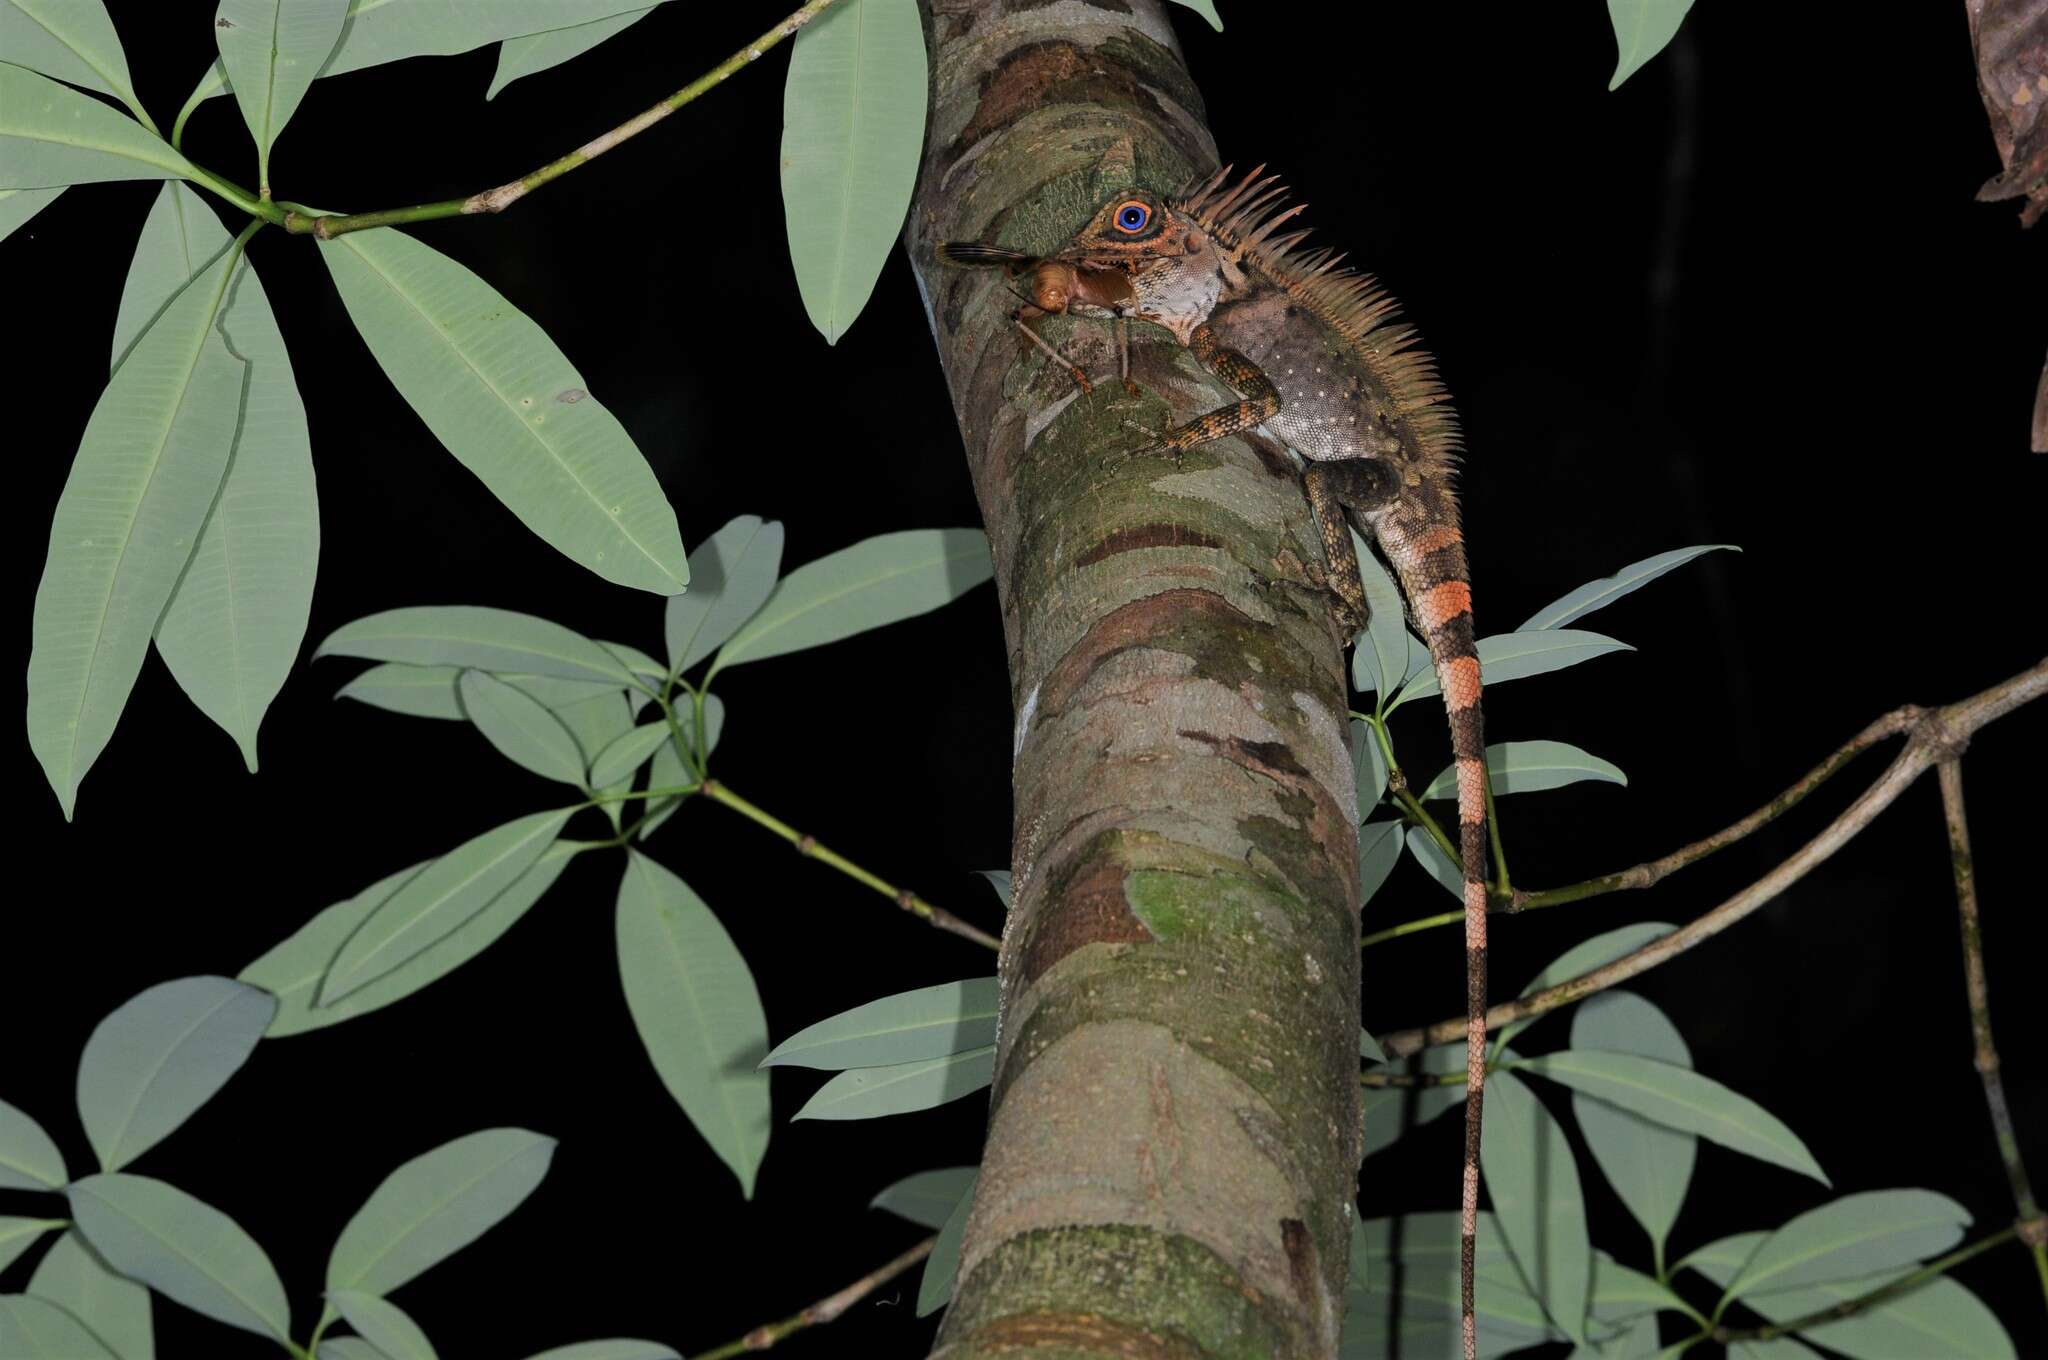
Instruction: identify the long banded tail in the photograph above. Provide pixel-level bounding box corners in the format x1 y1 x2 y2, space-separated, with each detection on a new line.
1378 509 1488 1360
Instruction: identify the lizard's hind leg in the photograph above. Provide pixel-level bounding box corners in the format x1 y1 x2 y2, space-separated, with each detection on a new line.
1304 458 1400 634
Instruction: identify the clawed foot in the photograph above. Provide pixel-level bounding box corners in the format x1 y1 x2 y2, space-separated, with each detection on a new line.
1099 419 1186 470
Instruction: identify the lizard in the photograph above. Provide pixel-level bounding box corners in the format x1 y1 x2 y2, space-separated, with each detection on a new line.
943 166 1493 1360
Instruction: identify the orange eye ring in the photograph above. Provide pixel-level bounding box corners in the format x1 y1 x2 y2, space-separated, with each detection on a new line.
1112 200 1151 233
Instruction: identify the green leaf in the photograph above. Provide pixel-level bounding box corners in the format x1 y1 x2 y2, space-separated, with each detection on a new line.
615 852 771 1196
0 1219 64 1275
76 976 275 1172
1568 1314 1661 1360
1716 1191 1970 1301
588 721 671 789
1588 1248 1688 1324
765 979 999 1070
1345 1211 1566 1357
318 226 686 593
0 1100 66 1191
1519 545 1737 630
28 224 246 818
0 185 65 243
456 671 588 785
780 0 927 342
319 1343 388 1360
1348 530 1414 706
711 528 992 675
319 808 575 1003
975 869 1012 909
25 1229 152 1360
635 702 718 841
1726 1341 1824 1360
327 1128 556 1297
915 1172 976 1317
317 607 634 684
1567 992 1694 1261
665 515 785 674
1361 1042 1469 1159
240 846 574 1037
0 0 142 112
793 1046 996 1121
545 688 636 829
1513 1051 1828 1186
519 1346 681 1360
1494 921 1677 1049
1420 740 1626 802
1714 1267 2014 1360
1357 819 1403 905
871 1166 977 1230
214 0 350 190
1403 825 1463 900
326 1290 436 1360
0 64 192 187
1166 0 1223 31
1480 1070 1591 1342
0 1295 117 1359
1352 718 1388 814
1396 629 1633 706
336 664 467 720
1607 0 1697 91
1358 1028 1387 1064
489 7 659 99
115 185 317 772
67 1173 289 1342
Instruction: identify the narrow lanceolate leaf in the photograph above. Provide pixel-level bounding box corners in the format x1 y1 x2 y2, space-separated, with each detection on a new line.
664 515 785 674
1519 545 1738 630
0 1099 66 1190
1494 921 1677 1049
1588 1249 1689 1325
318 227 687 592
1717 1190 1971 1301
1404 825 1464 900
26 1229 152 1360
588 722 671 789
214 0 350 189
326 1290 437 1360
1359 1027 1387 1064
76 977 276 1172
636 694 722 841
1395 629 1634 707
241 847 573 1037
123 185 318 773
1352 718 1389 814
1706 1266 2014 1360
1166 0 1224 32
1480 1070 1591 1343
0 1218 64 1275
1346 1212 1566 1357
319 808 576 1004
336 664 467 719
457 671 588 785
0 0 142 111
328 1129 556 1297
1349 529 1413 705
490 6 659 100
1513 1050 1828 1186
975 869 1012 910
0 186 65 243
318 606 632 684
519 1345 681 1360
764 979 999 1070
1421 740 1626 802
781 0 927 342
1357 819 1403 905
0 65 193 187
793 1046 996 1121
1607 0 1697 91
0 1296 117 1359
318 1343 387 1360
549 688 635 830
28 231 246 818
871 1166 978 1229
712 529 992 674
915 1172 976 1317
67 1174 289 1342
1568 992 1695 1260
615 853 771 1196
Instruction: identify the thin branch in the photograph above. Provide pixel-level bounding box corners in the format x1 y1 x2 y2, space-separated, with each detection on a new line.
690 1235 936 1359
1938 759 2048 1306
699 780 1002 951
1379 659 2048 1058
281 0 842 239
1711 1225 2019 1345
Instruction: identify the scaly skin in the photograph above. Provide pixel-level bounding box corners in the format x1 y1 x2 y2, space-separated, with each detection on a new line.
945 166 1493 1359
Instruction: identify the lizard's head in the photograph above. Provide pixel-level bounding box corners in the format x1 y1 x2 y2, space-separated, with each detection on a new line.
1060 190 1226 345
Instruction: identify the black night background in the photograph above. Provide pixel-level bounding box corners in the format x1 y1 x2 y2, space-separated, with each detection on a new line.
7 2 2045 1356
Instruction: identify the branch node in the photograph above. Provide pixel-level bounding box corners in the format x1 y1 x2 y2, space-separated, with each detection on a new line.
797 834 818 857
2019 1214 2048 1250
896 888 917 913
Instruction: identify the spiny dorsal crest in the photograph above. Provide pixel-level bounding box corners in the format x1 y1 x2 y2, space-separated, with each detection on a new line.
1177 166 1464 467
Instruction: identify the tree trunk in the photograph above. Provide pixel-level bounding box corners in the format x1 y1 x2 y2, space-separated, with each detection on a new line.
907 4 1363 1355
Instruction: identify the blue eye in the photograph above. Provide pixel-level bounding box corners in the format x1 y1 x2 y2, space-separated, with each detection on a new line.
1114 200 1150 233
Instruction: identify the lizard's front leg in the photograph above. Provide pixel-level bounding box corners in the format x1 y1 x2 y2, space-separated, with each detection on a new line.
1303 457 1400 633
1140 323 1282 457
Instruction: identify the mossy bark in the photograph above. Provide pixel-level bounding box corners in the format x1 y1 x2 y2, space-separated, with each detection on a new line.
907 4 1362 1356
